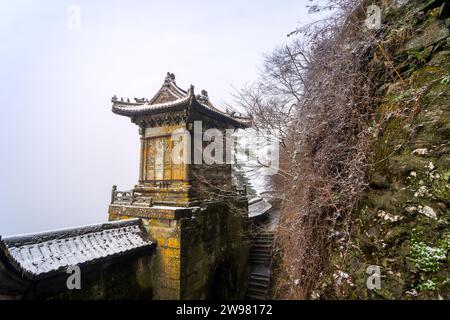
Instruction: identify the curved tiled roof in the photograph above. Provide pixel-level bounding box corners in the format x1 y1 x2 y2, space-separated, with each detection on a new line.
0 219 155 280
112 94 192 116
248 197 272 218
111 73 251 128
112 83 194 117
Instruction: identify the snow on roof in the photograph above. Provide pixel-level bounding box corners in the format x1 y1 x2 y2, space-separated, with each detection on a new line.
111 72 251 128
112 94 191 116
248 197 272 218
0 219 155 280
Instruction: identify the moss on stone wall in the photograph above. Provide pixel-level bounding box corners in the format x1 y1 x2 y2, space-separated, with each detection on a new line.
320 0 450 300
52 256 154 300
180 200 250 299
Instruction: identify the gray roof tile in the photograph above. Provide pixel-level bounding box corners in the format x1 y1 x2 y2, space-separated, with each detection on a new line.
0 219 155 280
249 198 272 218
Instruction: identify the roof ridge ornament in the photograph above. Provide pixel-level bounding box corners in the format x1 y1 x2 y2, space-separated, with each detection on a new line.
197 89 209 104
164 72 176 84
187 84 195 96
134 97 146 103
111 75 250 128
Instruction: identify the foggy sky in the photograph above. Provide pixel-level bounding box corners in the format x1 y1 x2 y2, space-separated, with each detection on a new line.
0 0 315 235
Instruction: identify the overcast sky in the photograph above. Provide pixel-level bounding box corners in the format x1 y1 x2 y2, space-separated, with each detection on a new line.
0 0 317 235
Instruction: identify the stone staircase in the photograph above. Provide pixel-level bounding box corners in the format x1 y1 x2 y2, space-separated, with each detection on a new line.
246 231 274 300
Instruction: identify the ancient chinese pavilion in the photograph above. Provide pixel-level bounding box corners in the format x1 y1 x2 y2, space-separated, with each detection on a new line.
110 72 250 207
0 73 256 300
108 73 252 299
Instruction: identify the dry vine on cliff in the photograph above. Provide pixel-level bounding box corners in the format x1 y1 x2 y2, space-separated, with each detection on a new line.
235 0 390 298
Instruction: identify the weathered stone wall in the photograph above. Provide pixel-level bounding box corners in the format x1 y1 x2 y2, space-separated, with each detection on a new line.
109 205 189 299
190 164 234 200
138 124 191 206
319 0 450 299
141 213 183 299
109 199 250 300
0 253 155 300
180 200 250 299
52 255 154 300
108 71 251 300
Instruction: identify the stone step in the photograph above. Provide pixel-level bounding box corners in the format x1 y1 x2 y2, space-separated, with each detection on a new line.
248 281 269 289
251 248 272 254
253 238 273 241
250 259 271 265
247 231 274 300
253 234 274 239
255 231 275 236
250 273 270 280
247 287 268 296
251 250 272 256
250 259 272 264
250 262 271 267
252 244 272 249
251 243 272 248
249 280 270 288
253 232 274 236
252 240 273 245
250 258 271 263
251 250 271 254
254 234 274 239
251 248 271 253
251 253 272 259
250 253 271 258
250 260 271 265
250 262 270 266
251 248 272 253
252 234 275 240
246 293 266 300
251 243 272 249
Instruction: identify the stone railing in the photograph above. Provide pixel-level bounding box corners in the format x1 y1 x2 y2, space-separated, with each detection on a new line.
110 185 153 207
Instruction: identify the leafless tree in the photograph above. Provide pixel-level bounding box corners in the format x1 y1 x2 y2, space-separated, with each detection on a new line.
234 0 393 298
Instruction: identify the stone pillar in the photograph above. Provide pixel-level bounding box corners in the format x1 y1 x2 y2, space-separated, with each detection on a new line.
108 205 192 299
138 125 146 184
108 199 250 300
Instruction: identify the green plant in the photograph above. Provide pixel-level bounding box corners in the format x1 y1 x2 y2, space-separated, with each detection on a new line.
441 75 450 86
408 49 429 65
417 279 437 291
410 231 447 273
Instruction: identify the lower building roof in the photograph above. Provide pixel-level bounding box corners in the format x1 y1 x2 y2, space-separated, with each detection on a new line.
0 219 155 281
248 197 272 218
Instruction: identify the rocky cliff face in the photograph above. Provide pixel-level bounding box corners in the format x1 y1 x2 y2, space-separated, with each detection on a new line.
320 0 449 299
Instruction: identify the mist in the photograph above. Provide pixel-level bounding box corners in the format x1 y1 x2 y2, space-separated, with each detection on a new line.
0 0 314 235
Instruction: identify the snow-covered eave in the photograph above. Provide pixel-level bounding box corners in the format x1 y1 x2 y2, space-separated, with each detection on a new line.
248 197 272 219
112 95 192 117
0 242 32 293
22 243 156 281
3 218 143 246
112 84 195 117
111 81 252 128
195 101 252 128
0 219 156 281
